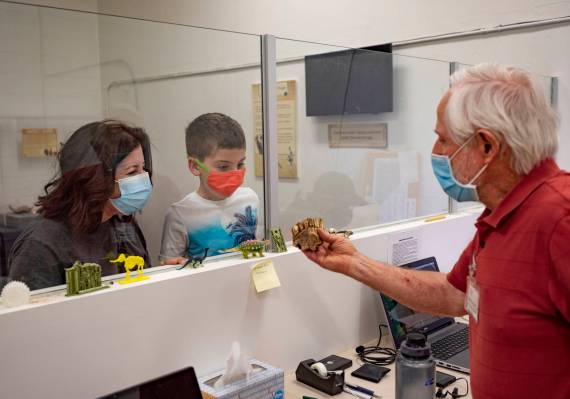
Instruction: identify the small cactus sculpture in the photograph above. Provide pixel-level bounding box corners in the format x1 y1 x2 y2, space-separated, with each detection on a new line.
65 261 109 296
270 228 287 253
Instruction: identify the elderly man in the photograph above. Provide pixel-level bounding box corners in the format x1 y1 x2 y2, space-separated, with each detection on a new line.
302 64 569 399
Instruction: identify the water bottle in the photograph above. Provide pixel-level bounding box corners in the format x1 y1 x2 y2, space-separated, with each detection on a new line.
395 332 435 399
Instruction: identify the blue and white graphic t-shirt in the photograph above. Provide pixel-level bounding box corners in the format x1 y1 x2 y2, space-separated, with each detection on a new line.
160 187 259 261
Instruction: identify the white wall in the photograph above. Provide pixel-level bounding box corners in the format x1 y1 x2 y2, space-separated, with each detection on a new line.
96 0 570 49
0 2 102 213
19 0 97 12
0 213 477 399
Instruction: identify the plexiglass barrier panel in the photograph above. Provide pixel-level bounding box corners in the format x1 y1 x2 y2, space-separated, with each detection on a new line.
0 1 263 291
275 38 451 238
100 13 264 267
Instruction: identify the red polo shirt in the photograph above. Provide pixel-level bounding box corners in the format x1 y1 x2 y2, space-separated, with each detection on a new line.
447 158 570 399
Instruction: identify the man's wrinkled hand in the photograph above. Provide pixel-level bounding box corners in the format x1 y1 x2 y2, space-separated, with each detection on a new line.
302 228 357 275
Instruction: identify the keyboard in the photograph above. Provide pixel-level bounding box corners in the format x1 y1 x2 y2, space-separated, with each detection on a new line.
431 327 469 360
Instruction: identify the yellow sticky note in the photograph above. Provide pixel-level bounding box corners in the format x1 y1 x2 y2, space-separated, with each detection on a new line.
251 260 281 293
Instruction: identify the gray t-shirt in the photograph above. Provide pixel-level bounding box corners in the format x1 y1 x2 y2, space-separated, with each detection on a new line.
7 216 149 291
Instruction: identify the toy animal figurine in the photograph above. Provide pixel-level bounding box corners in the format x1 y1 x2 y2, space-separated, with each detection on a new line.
222 240 269 259
328 227 354 238
291 217 325 251
270 228 287 253
178 248 209 270
65 261 109 296
110 253 150 285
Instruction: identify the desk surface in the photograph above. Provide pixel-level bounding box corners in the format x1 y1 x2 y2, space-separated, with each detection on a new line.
285 337 471 399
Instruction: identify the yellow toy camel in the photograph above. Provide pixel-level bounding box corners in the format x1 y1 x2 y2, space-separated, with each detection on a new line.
110 253 150 285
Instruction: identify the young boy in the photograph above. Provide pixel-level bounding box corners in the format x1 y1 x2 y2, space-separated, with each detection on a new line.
160 113 259 264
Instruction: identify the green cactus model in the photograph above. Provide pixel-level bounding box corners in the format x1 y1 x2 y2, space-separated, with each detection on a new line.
222 240 269 259
270 228 287 253
65 261 109 296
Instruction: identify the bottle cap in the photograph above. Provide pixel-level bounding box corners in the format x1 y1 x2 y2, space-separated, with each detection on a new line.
400 333 431 359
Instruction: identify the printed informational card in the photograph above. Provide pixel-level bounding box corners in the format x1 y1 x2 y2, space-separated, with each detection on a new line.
388 228 422 266
252 80 297 178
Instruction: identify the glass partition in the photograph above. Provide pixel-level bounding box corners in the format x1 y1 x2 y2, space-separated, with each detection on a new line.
274 38 451 239
0 1 264 291
0 1 557 293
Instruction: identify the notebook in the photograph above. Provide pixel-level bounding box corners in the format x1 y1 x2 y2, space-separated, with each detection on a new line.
379 256 470 373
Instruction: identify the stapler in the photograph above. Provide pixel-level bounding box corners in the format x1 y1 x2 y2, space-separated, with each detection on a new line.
295 359 345 395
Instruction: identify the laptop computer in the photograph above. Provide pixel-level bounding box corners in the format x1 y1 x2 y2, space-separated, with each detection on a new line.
379 256 470 373
101 366 204 399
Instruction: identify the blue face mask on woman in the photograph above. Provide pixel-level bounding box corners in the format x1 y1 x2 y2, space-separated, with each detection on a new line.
431 135 488 202
111 171 152 215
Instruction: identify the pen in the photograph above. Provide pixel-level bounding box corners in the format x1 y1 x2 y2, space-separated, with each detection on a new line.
345 383 375 396
343 386 372 399
424 215 447 223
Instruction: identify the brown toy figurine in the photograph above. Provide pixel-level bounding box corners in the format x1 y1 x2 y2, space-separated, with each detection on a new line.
291 217 325 251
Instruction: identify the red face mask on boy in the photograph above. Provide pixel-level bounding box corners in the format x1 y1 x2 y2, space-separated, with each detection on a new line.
194 158 245 197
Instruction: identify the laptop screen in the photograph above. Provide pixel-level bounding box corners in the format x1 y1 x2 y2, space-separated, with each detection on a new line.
380 257 455 348
101 366 203 399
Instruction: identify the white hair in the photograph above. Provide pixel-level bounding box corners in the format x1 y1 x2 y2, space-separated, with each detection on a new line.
445 63 558 175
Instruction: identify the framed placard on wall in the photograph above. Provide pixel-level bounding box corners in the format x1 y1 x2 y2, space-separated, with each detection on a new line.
21 128 59 157
252 80 298 178
328 123 388 148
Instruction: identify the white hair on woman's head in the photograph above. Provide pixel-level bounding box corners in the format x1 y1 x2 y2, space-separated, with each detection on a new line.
445 63 558 175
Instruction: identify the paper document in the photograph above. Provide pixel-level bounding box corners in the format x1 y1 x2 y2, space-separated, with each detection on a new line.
251 260 281 293
388 228 421 266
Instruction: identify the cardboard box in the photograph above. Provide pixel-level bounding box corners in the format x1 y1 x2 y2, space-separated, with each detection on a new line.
199 360 284 399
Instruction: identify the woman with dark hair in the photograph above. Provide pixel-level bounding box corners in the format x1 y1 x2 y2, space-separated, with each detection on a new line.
8 120 153 290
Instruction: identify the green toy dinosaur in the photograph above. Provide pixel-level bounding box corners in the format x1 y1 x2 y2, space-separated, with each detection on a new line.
222 240 269 259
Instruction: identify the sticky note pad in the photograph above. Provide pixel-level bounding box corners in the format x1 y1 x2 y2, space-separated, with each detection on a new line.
251 260 281 293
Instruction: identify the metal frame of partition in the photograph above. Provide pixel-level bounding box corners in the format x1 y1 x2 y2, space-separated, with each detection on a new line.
261 35 279 238
448 62 460 214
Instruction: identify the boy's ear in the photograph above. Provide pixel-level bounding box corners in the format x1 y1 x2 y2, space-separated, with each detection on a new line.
188 158 201 176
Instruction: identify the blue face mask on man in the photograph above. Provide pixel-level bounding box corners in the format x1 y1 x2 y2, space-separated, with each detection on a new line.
431 135 488 202
111 171 152 215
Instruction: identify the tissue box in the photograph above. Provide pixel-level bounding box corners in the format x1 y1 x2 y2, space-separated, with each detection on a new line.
199 359 284 399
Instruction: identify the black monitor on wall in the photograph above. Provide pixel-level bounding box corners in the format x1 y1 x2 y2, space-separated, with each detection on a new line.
304 43 393 116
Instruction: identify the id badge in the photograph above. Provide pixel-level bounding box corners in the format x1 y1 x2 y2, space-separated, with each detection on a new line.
465 276 480 323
